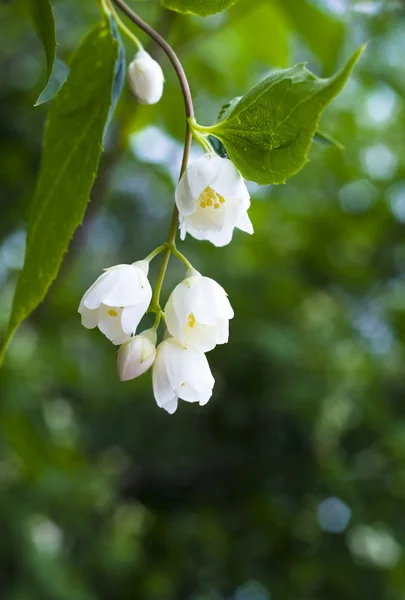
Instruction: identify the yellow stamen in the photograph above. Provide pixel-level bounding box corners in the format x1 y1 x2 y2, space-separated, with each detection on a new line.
108 308 118 317
199 186 225 209
187 312 196 328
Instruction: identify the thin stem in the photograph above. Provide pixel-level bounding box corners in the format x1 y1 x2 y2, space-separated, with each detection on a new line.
144 244 166 263
111 0 194 121
192 130 213 154
188 116 215 135
171 247 193 270
111 0 194 314
106 0 143 50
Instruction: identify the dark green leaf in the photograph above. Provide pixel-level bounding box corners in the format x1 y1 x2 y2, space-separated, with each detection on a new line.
0 19 119 364
103 15 126 141
35 58 70 106
200 46 365 185
161 0 239 17
26 0 69 105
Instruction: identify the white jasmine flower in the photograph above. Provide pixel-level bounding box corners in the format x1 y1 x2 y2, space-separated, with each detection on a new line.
165 269 234 352
117 329 157 381
176 153 253 247
128 50 164 105
152 338 215 414
78 261 152 345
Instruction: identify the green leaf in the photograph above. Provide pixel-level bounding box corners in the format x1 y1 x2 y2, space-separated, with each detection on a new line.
35 58 70 106
0 19 119 365
161 0 239 17
199 46 365 185
26 0 69 105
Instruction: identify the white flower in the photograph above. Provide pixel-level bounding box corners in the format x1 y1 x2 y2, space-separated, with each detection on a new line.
128 50 164 105
117 329 157 381
152 338 215 414
165 269 234 352
176 153 253 247
78 261 152 345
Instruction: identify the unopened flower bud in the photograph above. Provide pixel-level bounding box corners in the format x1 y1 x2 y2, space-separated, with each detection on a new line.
128 51 164 105
117 329 157 381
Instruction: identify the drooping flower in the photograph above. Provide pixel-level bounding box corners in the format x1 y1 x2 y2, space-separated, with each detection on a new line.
165 269 234 353
175 153 253 247
78 261 152 345
117 329 157 381
152 338 215 414
128 50 164 105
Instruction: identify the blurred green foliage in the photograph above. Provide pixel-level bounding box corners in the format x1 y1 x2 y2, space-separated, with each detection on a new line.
1 0 405 599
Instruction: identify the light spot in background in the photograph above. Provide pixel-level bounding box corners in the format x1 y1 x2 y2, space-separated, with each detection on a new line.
387 182 405 223
234 581 270 600
130 126 201 181
317 497 351 533
6 325 38 363
351 1 383 14
338 179 378 213
0 229 26 286
362 85 398 127
355 310 393 355
382 25 405 68
88 213 124 262
321 0 347 14
29 516 63 555
361 143 397 181
44 398 75 433
348 525 401 567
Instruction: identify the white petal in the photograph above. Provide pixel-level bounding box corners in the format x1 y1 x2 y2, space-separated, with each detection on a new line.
178 154 223 209
102 265 152 308
97 305 130 345
83 265 150 309
78 301 98 329
209 157 249 202
121 304 146 336
161 396 178 414
237 211 254 234
184 323 219 352
152 340 181 408
215 319 229 345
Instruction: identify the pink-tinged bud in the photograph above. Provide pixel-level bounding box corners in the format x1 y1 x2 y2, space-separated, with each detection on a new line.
117 329 157 382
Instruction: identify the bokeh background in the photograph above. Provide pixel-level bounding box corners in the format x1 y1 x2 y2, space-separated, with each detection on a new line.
1 0 405 598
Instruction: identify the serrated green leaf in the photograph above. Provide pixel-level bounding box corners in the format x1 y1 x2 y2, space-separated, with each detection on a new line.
26 0 69 105
35 57 70 106
0 19 119 364
161 0 239 17
198 46 365 185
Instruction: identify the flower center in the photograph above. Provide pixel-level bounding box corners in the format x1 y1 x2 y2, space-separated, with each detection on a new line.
199 186 225 210
108 308 118 317
187 312 196 328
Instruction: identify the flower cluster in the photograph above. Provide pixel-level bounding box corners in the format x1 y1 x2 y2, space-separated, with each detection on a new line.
79 51 254 413
79 151 253 413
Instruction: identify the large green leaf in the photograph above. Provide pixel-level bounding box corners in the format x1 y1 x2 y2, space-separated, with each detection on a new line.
0 19 119 364
161 0 239 16
26 0 69 105
195 46 365 185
